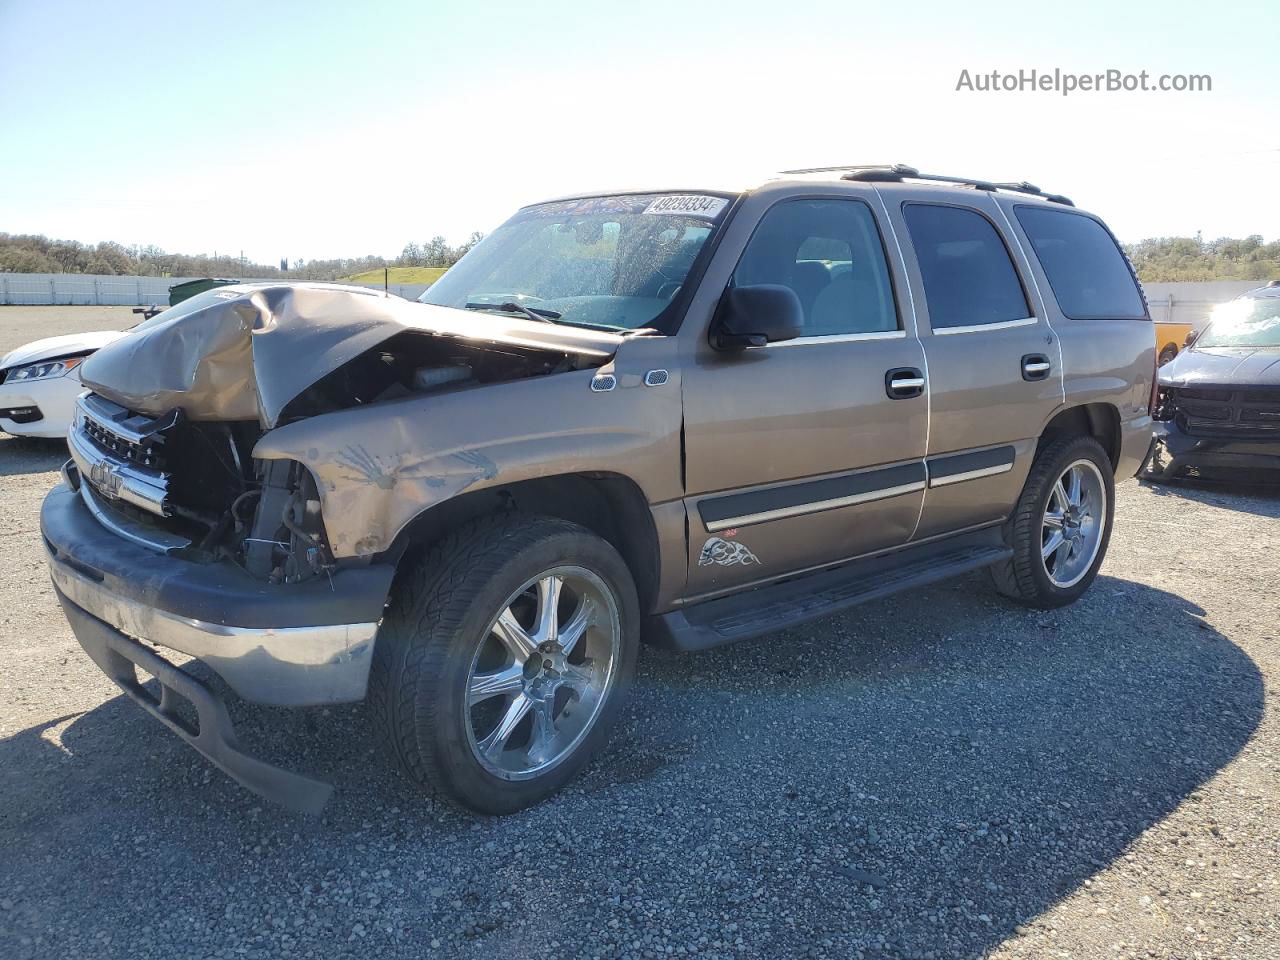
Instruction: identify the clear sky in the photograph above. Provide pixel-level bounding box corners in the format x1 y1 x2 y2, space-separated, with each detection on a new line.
1 0 1276 264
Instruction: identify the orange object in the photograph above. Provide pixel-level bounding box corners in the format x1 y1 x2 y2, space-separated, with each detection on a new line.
1154 320 1194 365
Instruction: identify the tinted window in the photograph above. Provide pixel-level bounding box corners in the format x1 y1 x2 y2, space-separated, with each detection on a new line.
421 193 726 331
732 199 898 336
902 204 1030 329
1014 206 1147 320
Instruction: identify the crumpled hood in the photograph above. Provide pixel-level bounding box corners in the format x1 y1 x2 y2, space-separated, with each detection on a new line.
1 330 126 371
1160 346 1280 389
79 283 624 427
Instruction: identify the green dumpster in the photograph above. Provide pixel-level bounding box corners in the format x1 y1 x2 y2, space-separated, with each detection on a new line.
168 277 240 307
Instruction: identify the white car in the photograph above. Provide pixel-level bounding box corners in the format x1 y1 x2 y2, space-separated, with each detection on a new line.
0 331 126 439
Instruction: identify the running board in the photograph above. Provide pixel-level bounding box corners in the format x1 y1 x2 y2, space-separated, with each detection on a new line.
647 529 1011 652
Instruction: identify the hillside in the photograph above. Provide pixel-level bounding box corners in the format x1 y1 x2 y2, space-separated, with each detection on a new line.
1124 235 1280 283
341 266 448 286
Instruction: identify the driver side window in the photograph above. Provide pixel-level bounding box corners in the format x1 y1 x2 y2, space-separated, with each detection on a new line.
731 198 899 337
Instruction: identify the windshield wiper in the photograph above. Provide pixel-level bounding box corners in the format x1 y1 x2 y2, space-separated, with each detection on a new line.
464 301 561 324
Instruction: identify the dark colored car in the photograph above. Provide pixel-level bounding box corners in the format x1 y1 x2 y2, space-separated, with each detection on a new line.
1147 284 1280 481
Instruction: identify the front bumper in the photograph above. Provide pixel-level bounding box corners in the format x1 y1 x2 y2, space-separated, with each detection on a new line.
0 373 81 438
43 482 397 811
58 593 335 814
1148 421 1280 478
43 484 395 706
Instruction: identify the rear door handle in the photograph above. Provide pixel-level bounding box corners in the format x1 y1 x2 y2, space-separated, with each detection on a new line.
1022 354 1051 381
885 367 925 399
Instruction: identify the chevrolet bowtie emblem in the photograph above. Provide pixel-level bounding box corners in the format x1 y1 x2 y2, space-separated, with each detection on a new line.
89 459 124 499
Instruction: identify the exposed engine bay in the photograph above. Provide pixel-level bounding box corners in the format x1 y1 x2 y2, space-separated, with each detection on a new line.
70 284 623 582
279 331 582 421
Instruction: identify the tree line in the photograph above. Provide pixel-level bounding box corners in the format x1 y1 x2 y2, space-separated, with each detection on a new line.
0 231 487 281
1124 234 1280 283
2 229 1277 284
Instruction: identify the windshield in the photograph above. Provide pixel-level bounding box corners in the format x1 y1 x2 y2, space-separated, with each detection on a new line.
419 193 733 331
1197 295 1280 348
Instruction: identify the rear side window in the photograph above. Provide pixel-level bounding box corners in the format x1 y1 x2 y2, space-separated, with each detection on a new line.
902 203 1030 329
1014 206 1147 320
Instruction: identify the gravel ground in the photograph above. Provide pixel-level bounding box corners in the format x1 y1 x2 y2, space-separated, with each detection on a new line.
0 306 140 350
1 309 1278 959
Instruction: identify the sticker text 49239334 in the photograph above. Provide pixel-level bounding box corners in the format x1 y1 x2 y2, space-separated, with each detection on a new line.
643 195 728 219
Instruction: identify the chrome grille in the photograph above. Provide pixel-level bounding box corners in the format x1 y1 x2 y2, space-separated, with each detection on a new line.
79 414 166 469
69 394 174 517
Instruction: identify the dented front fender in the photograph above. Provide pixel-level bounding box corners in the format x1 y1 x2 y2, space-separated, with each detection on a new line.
252 338 683 559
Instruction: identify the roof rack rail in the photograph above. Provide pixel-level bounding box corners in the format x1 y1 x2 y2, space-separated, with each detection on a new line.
779 164 1073 206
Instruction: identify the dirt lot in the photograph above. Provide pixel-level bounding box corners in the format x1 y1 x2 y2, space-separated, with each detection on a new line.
1 308 1277 960
0 306 141 348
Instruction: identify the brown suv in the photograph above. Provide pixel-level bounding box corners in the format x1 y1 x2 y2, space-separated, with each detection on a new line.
43 165 1156 813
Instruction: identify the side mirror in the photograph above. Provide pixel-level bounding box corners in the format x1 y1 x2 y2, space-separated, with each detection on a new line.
1184 328 1199 347
712 284 804 350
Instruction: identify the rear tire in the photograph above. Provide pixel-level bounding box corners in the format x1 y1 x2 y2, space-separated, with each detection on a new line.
368 514 640 814
989 436 1115 609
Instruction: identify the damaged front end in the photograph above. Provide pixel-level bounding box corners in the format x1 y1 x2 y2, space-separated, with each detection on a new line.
43 282 625 811
1147 382 1280 482
65 391 329 579
70 282 621 575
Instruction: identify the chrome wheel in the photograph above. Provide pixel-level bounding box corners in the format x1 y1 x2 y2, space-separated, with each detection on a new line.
1040 459 1107 588
464 566 621 781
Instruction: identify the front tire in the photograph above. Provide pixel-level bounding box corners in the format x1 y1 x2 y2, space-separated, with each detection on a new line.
989 436 1115 609
369 515 640 814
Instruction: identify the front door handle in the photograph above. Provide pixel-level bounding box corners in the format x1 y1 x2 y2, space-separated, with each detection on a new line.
885 367 925 399
1022 354 1052 381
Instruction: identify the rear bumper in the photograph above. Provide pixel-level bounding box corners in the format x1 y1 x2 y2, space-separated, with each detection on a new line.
42 483 396 707
1117 414 1156 479
1149 421 1280 477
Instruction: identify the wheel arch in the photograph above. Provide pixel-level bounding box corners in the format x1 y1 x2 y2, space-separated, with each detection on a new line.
381 472 662 613
1038 402 1121 472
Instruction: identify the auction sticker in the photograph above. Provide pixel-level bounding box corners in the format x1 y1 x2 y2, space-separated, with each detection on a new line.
643 195 729 219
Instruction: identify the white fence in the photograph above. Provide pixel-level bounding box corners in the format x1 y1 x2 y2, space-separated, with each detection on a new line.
0 273 432 306
0 273 214 306
1141 281 1261 328
0 272 1266 325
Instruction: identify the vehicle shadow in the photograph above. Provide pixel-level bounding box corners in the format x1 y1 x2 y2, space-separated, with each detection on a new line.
0 574 1262 960
1139 475 1280 517
0 435 67 477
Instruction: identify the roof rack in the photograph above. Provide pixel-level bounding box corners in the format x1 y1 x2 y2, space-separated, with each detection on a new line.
777 164 1074 206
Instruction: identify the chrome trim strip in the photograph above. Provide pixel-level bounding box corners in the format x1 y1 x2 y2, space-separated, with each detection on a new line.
80 482 190 553
47 551 380 706
928 462 1014 487
676 518 1006 607
78 393 156 445
934 316 1038 336
705 480 926 532
67 420 169 516
768 330 906 347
